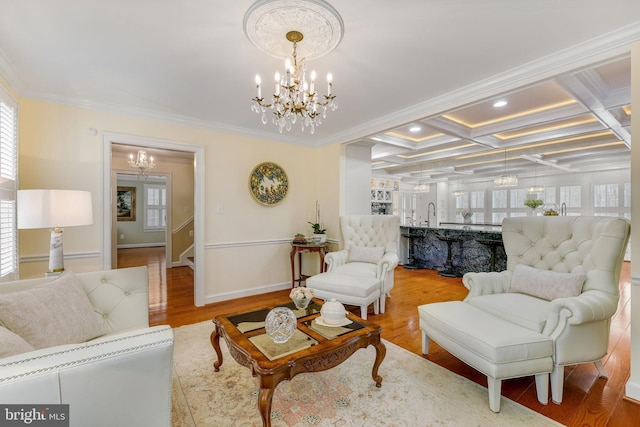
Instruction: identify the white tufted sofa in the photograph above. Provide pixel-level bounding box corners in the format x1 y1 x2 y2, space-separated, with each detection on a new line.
0 266 174 427
419 216 630 410
322 215 400 312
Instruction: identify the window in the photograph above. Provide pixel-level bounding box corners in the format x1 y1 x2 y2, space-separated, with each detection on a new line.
492 189 507 209
469 191 484 209
455 193 468 209
0 87 17 281
543 187 557 205
594 184 619 208
144 184 166 231
492 211 507 224
624 182 631 208
560 185 581 208
510 189 527 209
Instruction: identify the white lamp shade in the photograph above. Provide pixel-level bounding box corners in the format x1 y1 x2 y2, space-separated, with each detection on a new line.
17 190 93 229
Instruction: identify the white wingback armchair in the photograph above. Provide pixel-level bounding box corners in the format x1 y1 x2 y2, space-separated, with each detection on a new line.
462 216 630 404
325 215 400 312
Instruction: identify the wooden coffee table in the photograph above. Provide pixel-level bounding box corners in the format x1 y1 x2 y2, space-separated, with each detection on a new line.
210 300 386 427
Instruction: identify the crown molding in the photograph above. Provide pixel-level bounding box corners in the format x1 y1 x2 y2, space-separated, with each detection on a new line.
24 90 320 147
0 49 25 95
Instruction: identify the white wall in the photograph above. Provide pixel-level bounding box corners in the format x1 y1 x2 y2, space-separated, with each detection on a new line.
344 143 372 215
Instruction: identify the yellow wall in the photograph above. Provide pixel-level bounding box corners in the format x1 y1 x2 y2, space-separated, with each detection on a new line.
14 95 342 300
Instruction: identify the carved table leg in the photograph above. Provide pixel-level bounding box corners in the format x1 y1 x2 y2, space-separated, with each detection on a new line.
258 382 275 427
210 326 223 372
371 340 386 387
290 247 296 288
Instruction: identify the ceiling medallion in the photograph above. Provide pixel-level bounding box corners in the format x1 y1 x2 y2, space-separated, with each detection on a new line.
245 0 343 133
243 0 344 60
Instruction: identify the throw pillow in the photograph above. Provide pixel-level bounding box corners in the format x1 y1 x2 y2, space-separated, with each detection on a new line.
510 264 585 301
348 246 385 264
0 271 106 349
0 326 35 358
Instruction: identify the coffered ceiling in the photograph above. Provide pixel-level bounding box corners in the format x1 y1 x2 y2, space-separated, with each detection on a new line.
0 1 638 185
370 56 632 185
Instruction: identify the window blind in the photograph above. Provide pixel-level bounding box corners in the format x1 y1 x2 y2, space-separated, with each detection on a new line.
0 87 17 281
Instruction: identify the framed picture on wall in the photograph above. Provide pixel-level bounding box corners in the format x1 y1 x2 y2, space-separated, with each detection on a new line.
117 186 136 221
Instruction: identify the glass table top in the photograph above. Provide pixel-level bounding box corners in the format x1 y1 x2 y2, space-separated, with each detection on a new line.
224 300 366 359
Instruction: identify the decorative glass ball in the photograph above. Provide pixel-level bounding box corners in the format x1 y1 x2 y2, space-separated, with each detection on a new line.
265 307 297 343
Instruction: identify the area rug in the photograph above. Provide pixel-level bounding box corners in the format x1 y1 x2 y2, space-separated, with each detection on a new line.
172 321 563 426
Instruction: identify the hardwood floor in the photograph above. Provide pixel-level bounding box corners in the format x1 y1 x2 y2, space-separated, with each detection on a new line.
118 247 640 426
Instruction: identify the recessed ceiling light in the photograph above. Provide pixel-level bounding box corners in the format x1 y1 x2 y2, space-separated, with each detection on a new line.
493 100 508 108
409 126 421 133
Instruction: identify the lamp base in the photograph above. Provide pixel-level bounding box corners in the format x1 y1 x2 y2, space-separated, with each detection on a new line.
45 271 63 277
48 228 65 274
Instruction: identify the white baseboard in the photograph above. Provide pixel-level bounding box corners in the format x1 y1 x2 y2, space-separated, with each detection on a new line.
626 380 640 401
204 282 290 305
117 243 166 249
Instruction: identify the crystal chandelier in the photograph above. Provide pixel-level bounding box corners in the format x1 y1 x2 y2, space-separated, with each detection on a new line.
414 183 430 193
494 174 519 187
251 31 337 134
494 148 518 187
527 163 543 193
128 149 156 177
414 163 429 192
528 184 545 194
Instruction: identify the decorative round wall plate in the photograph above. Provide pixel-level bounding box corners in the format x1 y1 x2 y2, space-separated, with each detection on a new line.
249 162 289 206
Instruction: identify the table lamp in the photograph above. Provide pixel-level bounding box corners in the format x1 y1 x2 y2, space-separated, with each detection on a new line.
17 189 93 274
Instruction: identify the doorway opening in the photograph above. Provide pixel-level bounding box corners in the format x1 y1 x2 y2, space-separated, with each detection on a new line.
102 133 205 307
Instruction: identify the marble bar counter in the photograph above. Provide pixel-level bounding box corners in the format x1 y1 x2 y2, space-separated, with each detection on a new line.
400 225 506 276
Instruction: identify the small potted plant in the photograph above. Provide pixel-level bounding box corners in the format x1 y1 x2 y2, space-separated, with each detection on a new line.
308 222 326 243
292 233 307 244
309 201 327 243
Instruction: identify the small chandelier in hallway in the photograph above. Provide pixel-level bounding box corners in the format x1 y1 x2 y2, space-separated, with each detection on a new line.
128 149 156 178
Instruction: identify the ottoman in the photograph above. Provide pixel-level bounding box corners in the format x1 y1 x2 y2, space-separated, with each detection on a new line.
418 301 553 412
306 272 380 320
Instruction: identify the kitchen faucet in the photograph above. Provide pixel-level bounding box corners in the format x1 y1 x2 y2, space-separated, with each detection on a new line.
427 202 436 227
561 202 567 216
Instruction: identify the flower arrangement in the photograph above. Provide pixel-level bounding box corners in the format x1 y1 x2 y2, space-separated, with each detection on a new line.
290 287 314 300
524 199 543 209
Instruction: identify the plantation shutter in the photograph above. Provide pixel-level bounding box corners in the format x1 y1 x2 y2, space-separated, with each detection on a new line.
0 87 17 281
144 184 166 230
